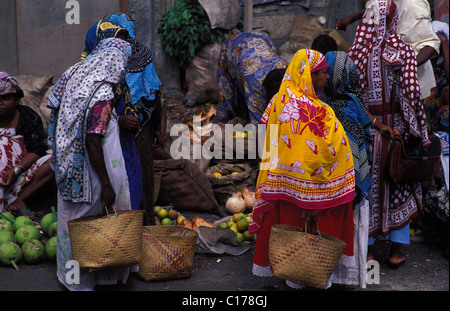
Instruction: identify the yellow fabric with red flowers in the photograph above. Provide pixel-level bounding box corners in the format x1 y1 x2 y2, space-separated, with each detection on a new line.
255 49 355 213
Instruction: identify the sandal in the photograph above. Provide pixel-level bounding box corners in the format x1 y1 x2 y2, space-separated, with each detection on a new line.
10 208 36 219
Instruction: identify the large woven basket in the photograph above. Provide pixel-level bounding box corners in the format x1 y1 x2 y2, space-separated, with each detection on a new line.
138 225 198 282
269 224 346 289
67 208 144 270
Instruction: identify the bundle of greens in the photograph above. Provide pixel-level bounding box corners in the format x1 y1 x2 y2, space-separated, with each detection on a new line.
158 0 241 68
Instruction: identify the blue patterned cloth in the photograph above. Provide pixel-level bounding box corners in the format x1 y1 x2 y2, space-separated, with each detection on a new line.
104 13 161 210
215 32 287 127
48 38 131 203
325 51 373 204
437 131 449 155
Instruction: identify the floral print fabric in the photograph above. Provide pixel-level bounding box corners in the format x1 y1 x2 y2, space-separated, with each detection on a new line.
249 49 355 234
48 38 131 203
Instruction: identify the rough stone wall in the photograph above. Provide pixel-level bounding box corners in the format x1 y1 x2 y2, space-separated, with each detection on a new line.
0 0 363 88
127 0 363 89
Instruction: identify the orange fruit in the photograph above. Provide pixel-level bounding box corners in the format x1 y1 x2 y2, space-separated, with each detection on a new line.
161 218 172 226
157 209 168 219
236 232 244 244
168 209 178 220
236 219 249 232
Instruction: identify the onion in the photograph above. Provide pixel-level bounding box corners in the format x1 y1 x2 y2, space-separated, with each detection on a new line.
242 187 255 210
225 190 246 214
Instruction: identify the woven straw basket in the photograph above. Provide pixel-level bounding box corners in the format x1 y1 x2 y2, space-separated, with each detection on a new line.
138 225 198 282
67 207 144 270
269 224 346 289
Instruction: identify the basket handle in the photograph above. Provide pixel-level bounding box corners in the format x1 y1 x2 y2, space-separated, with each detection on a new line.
305 220 322 237
104 205 118 217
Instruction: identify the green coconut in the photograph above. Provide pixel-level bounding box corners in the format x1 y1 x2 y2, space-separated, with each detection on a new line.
0 219 14 232
15 225 41 245
40 214 55 235
45 236 57 261
22 239 45 264
13 216 34 232
47 222 58 237
0 230 16 245
0 242 22 270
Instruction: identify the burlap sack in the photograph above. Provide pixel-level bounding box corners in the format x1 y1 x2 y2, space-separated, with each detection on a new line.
184 43 221 106
154 159 220 214
17 74 53 135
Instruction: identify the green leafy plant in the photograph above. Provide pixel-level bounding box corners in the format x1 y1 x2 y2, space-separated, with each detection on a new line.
158 0 241 68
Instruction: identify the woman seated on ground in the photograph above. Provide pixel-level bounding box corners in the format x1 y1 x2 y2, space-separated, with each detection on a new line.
0 72 53 218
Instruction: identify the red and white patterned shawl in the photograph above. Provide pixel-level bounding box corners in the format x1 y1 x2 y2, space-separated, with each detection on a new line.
348 0 430 147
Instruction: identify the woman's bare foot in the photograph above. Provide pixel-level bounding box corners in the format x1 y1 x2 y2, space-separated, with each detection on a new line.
8 198 35 218
388 242 407 268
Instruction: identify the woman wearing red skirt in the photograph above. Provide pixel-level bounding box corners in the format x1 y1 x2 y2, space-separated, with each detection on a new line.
249 49 355 289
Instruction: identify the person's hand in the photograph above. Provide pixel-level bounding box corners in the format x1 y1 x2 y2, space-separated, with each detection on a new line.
376 121 401 140
335 16 353 31
0 169 16 186
118 114 140 132
101 181 116 210
302 209 320 223
436 32 448 43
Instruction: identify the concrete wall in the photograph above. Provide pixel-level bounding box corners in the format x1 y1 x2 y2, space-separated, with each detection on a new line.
0 0 120 78
0 0 19 74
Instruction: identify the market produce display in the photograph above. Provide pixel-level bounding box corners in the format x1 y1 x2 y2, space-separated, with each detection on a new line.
0 208 58 270
153 203 255 246
225 187 255 214
217 212 255 244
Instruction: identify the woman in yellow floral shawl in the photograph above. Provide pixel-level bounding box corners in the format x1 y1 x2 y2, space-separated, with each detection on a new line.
249 49 355 283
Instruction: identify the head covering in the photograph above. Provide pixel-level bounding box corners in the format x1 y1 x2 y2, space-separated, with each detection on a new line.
325 51 373 204
104 13 136 39
48 37 131 203
348 0 429 147
82 15 153 73
81 20 127 61
102 13 160 134
102 13 152 73
0 72 24 99
250 49 355 233
309 52 328 73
